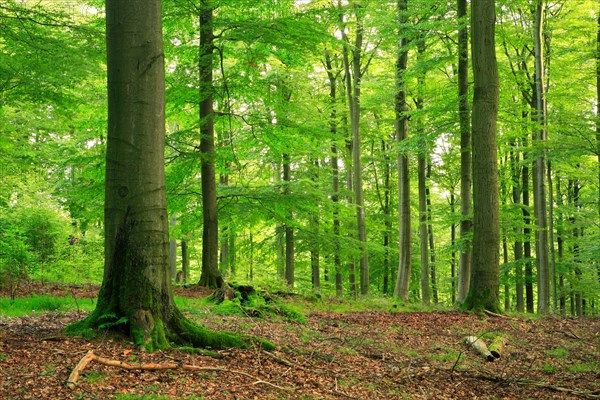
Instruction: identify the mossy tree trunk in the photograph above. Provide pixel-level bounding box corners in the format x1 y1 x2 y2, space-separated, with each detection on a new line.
68 0 270 352
463 0 501 313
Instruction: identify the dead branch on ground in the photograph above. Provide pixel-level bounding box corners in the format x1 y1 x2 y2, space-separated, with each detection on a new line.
66 350 291 392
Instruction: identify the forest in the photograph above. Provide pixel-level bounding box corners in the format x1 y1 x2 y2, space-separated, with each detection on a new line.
1 0 600 398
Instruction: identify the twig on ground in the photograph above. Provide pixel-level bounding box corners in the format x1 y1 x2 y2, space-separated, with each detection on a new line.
483 309 517 320
66 350 291 392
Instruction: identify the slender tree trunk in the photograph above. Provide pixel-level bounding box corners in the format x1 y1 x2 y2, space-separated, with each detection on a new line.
342 2 369 295
556 175 566 315
523 146 534 313
547 161 557 310
596 9 600 286
198 1 223 288
503 235 510 312
283 153 294 287
511 144 524 312
394 0 412 300
383 140 392 295
464 0 501 313
450 193 457 304
457 0 472 304
427 189 438 304
418 154 430 305
169 215 177 280
325 51 343 297
181 239 189 284
533 0 550 314
311 159 321 292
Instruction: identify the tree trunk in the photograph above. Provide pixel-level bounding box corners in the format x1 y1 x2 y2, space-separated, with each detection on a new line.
418 154 430 305
67 0 267 351
523 150 534 314
532 0 550 314
181 239 189 284
169 216 177 280
427 189 438 305
394 0 412 301
450 193 457 304
383 140 392 295
325 51 343 297
456 0 472 305
198 0 223 289
463 0 501 313
311 158 321 292
340 1 369 295
511 143 524 312
283 153 294 288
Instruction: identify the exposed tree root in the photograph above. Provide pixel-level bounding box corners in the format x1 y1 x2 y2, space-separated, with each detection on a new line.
66 350 291 392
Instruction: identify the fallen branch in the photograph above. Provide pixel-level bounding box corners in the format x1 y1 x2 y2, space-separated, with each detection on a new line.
67 350 291 392
483 309 516 320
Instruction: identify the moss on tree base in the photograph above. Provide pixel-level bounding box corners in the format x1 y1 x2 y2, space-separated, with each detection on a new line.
65 306 275 352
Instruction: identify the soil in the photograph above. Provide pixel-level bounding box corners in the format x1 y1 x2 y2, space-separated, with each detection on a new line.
1 284 599 399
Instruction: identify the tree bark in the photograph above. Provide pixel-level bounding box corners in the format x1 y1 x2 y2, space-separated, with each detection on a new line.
339 1 369 295
181 239 189 284
511 143 524 312
169 215 177 280
463 0 501 313
283 153 294 288
456 0 472 305
325 51 343 297
394 0 412 301
532 0 550 314
67 0 267 351
418 153 430 305
198 0 223 289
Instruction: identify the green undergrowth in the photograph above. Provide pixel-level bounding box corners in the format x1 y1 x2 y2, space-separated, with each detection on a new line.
0 294 95 316
177 291 307 325
289 294 451 314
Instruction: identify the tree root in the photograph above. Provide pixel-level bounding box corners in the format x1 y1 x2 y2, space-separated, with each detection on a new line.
66 350 291 392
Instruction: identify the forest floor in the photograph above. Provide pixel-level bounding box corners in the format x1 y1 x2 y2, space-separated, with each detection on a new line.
1 283 599 399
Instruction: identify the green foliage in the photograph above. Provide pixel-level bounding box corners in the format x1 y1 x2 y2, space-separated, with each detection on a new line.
97 313 129 330
0 295 95 316
1 0 598 312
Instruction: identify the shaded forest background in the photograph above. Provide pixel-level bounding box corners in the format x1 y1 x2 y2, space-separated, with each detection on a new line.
1 0 598 315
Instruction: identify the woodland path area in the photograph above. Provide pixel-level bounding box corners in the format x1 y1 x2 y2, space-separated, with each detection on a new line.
1 284 599 399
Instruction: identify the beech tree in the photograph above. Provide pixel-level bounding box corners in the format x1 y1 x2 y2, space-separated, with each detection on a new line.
197 0 224 288
463 0 501 312
68 0 271 350
394 0 412 301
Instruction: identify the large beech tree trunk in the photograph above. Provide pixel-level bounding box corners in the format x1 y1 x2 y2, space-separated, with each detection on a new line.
67 0 270 351
463 0 501 313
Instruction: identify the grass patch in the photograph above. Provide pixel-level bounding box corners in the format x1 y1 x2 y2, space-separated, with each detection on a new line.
568 362 598 373
83 371 106 383
545 347 569 358
0 295 95 316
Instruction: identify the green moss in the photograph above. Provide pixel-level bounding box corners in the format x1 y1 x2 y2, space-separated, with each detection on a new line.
171 315 275 351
